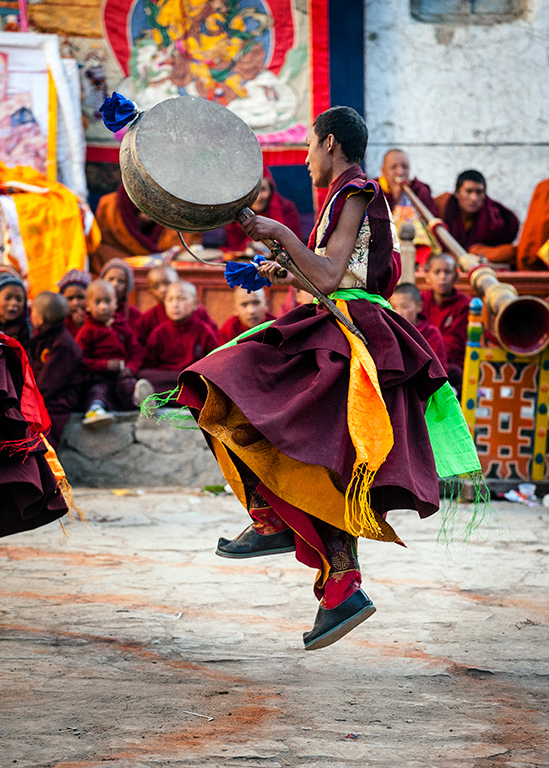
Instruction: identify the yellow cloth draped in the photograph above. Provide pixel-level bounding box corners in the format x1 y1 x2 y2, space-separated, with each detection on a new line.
0 164 89 298
195 300 403 565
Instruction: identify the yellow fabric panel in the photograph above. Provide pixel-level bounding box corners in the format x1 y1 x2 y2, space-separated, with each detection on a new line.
29 1 103 38
0 164 88 298
195 377 402 546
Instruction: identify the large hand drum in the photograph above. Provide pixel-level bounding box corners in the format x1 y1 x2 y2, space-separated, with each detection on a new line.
120 96 263 232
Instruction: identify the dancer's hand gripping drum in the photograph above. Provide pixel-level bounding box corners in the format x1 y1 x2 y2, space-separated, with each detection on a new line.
119 96 368 346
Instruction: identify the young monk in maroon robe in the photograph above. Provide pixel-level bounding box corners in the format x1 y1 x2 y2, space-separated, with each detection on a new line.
29 291 85 448
390 283 447 369
138 265 218 345
0 272 31 349
140 281 218 393
421 253 469 393
58 269 91 337
100 258 142 335
218 287 275 345
175 106 468 651
76 280 151 425
436 170 519 264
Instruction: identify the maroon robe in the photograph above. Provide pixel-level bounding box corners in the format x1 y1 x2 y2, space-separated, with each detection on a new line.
178 167 447 600
0 312 31 350
439 193 519 251
420 289 469 371
378 177 436 215
0 336 68 537
65 315 83 338
416 314 447 370
218 312 276 346
224 169 303 251
28 324 85 448
138 302 218 346
114 300 142 336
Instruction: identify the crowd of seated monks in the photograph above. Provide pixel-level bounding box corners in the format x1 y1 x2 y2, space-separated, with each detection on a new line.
377 149 549 271
1 157 547 449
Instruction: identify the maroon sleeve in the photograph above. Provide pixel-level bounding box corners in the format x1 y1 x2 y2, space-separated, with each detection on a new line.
219 316 240 345
76 326 110 372
280 196 303 241
224 221 250 251
143 327 162 368
124 326 144 374
421 324 448 370
442 296 469 370
36 335 82 400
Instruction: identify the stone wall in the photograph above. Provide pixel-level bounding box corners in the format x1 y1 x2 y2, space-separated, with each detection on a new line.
58 411 225 488
364 0 549 223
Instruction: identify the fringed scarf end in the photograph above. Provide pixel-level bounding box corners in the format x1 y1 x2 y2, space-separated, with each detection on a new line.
344 463 382 538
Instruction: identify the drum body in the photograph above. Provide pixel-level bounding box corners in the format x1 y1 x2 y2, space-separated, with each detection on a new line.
120 96 263 232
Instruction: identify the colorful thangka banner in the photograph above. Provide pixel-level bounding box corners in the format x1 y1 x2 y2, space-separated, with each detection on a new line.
85 0 328 158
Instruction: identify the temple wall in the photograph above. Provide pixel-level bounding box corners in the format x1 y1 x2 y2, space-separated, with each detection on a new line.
364 0 548 224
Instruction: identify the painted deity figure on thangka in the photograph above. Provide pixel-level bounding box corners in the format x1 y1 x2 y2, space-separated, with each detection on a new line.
147 106 483 651
104 0 307 142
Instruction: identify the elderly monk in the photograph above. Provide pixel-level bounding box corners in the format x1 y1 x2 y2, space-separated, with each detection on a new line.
516 179 549 271
436 170 519 263
89 185 201 275
377 149 440 265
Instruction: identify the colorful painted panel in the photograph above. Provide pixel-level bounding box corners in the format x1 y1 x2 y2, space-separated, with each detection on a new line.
0 47 54 177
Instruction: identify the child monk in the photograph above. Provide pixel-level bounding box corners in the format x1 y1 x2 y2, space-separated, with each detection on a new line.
218 287 275 345
57 269 91 337
76 280 151 426
0 272 31 348
421 252 470 391
140 281 218 393
99 258 142 334
390 283 447 369
29 291 84 448
138 265 218 345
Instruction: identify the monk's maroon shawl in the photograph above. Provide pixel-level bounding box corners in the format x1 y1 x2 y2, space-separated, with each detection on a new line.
377 177 437 217
178 169 447 520
442 193 519 251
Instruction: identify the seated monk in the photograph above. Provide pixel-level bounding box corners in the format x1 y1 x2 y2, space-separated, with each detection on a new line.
377 148 441 265
436 170 519 263
223 167 303 252
218 287 275 346
89 185 201 275
516 179 549 271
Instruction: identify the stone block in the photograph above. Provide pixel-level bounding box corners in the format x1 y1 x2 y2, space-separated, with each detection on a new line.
63 415 135 458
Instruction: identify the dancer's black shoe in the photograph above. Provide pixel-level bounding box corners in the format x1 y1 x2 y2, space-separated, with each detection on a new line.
216 524 296 559
303 589 376 651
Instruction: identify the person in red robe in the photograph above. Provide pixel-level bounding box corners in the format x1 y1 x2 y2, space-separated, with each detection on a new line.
389 283 447 369
100 258 142 335
0 333 69 537
436 170 519 263
140 282 218 394
138 264 218 346
218 287 275 345
223 167 303 252
376 149 440 265
89 184 201 275
516 179 549 271
57 268 91 337
420 253 470 394
29 291 85 448
76 280 150 425
173 107 478 651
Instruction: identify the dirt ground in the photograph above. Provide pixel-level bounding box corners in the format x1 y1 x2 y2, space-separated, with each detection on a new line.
1 488 548 768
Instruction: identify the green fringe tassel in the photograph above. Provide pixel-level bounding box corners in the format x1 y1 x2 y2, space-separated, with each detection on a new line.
140 388 198 430
437 470 491 546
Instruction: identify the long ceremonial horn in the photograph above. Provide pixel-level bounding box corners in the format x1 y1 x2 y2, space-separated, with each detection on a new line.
403 184 549 356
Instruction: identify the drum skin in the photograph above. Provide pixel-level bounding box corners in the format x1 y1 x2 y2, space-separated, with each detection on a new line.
120 96 263 232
